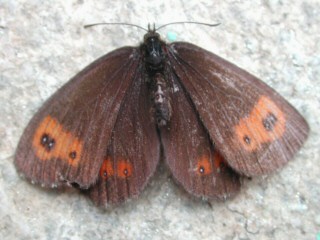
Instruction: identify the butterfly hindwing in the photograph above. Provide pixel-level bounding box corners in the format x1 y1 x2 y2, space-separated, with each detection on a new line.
168 42 309 176
160 72 240 200
86 67 160 206
15 28 310 206
15 47 140 188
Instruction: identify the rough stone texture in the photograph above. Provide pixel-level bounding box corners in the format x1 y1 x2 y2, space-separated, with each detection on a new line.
0 1 319 239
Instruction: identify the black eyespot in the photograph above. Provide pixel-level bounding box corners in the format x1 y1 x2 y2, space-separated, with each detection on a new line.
123 169 128 176
199 166 205 174
263 113 278 131
40 133 55 151
243 135 251 144
69 151 77 159
40 133 49 146
47 139 55 150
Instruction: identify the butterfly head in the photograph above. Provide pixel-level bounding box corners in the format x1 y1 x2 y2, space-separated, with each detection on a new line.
143 28 165 70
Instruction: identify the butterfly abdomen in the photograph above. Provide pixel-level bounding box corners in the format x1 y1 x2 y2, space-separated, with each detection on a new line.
151 73 172 126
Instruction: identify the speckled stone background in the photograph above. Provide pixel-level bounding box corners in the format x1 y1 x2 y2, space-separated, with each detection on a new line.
0 1 319 239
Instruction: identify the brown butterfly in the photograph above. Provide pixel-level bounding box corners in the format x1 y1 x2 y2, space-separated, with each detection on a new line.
15 23 309 207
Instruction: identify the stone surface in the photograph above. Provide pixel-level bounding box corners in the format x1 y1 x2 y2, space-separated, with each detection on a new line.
0 1 319 239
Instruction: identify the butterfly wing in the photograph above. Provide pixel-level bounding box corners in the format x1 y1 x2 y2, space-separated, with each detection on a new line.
15 47 142 188
85 67 160 206
160 71 240 200
167 42 309 176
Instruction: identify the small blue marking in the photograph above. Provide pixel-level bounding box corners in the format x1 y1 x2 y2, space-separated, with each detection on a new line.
167 31 177 42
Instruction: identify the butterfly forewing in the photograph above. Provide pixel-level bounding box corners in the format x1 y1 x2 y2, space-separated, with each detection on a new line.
160 71 240 200
86 67 160 206
168 42 309 176
15 27 309 206
15 47 140 188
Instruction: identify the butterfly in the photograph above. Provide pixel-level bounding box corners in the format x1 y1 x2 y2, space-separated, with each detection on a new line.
15 23 309 207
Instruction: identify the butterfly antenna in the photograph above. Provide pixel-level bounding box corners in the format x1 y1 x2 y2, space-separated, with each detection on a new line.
156 21 220 31
84 22 148 32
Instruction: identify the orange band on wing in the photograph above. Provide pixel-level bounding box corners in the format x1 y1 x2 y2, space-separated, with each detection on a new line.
195 151 225 176
234 96 286 152
99 157 114 179
99 157 133 180
213 152 224 169
196 155 213 176
32 115 83 166
116 159 133 178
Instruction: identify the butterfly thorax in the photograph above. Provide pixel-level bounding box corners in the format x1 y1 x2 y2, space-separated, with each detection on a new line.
143 31 172 126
